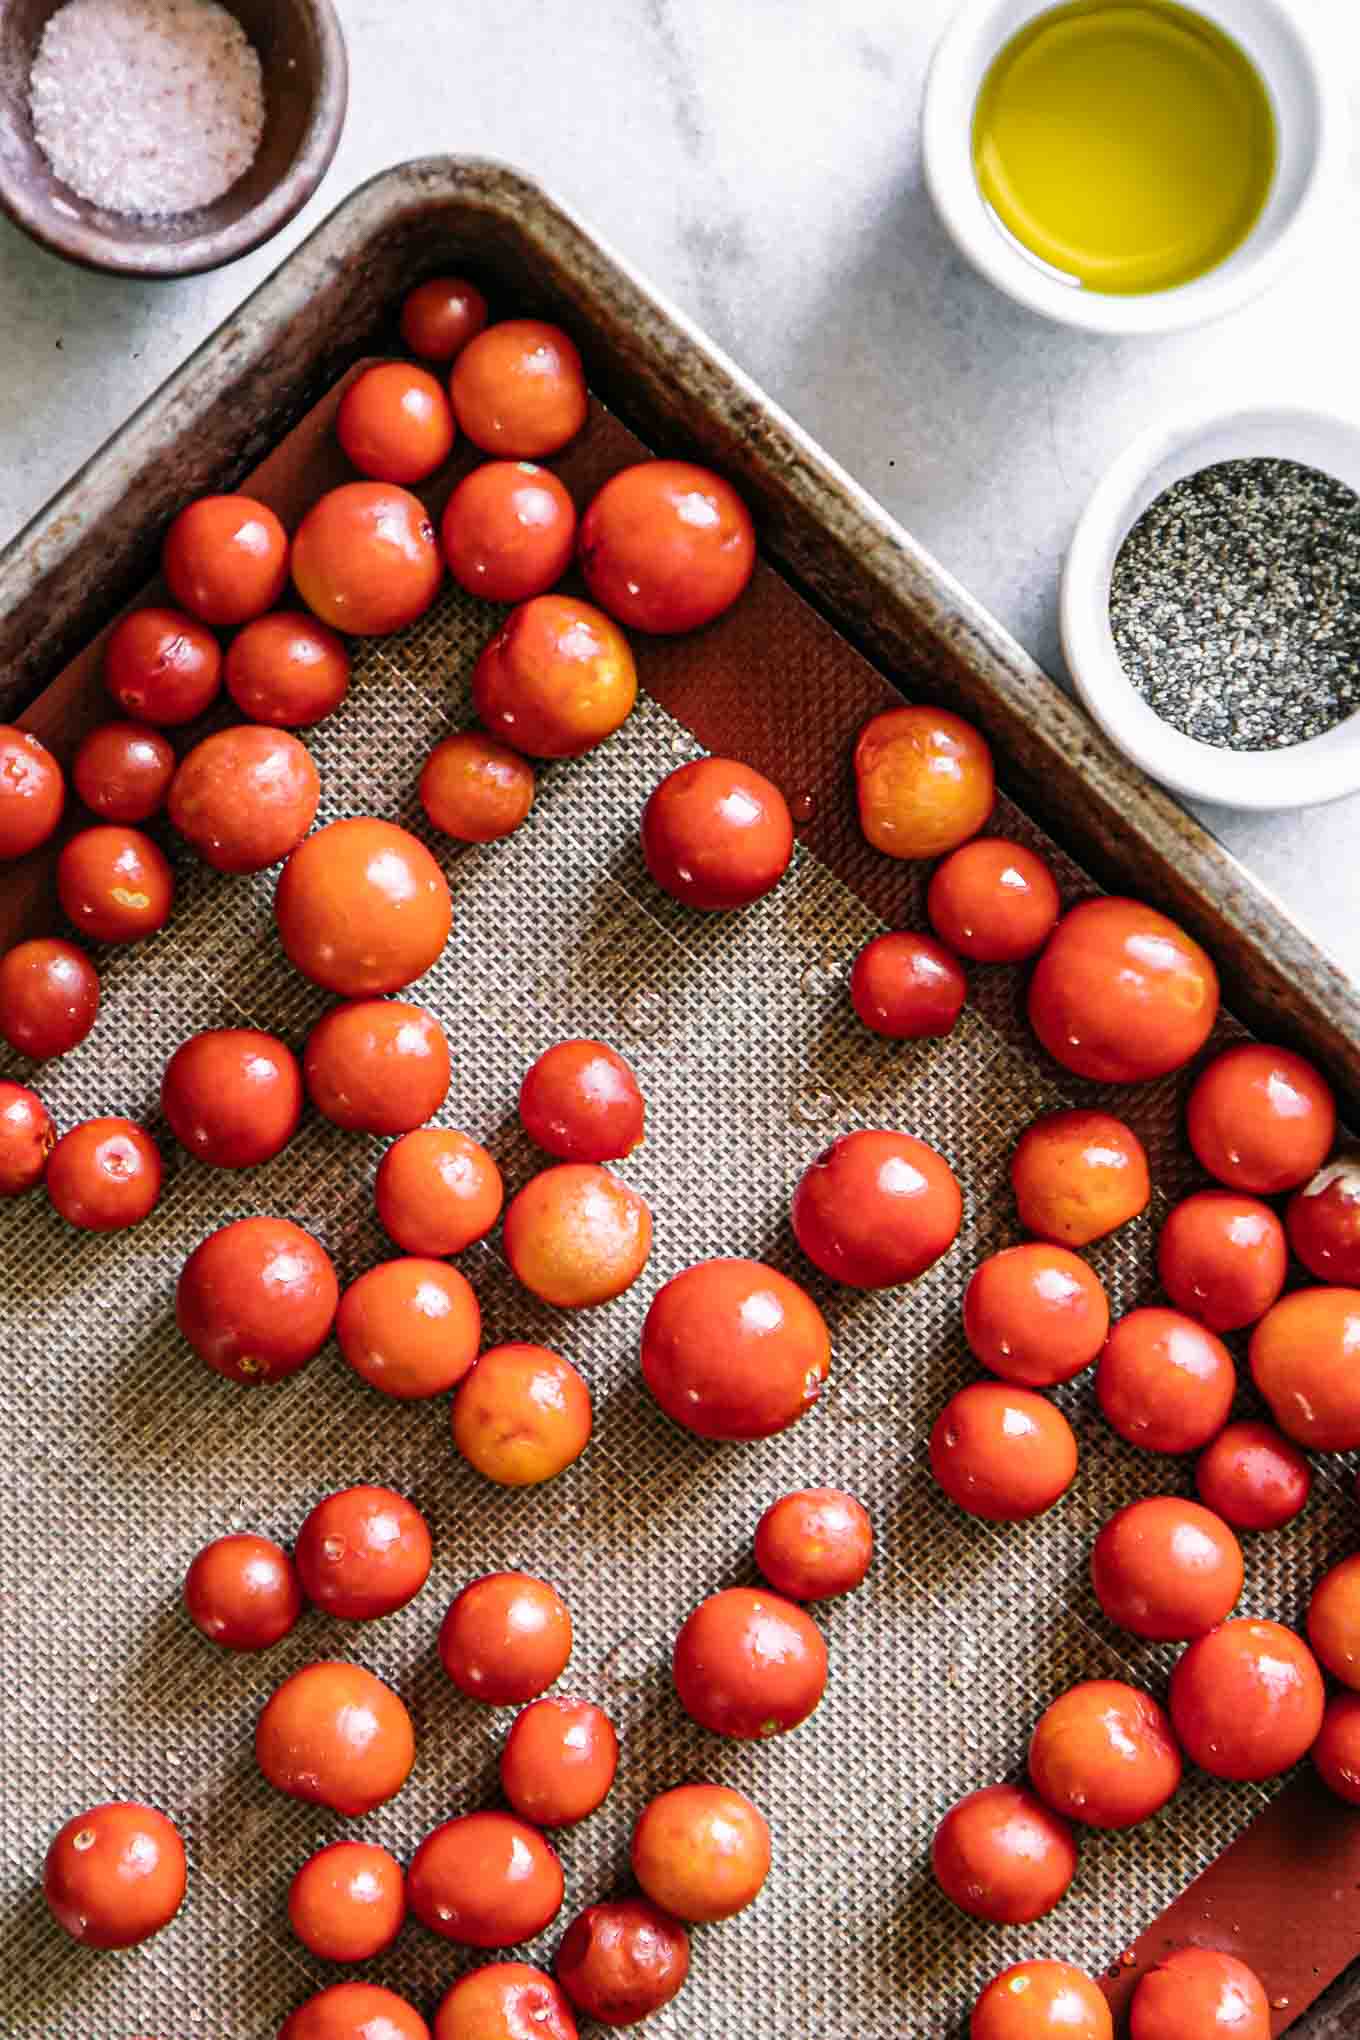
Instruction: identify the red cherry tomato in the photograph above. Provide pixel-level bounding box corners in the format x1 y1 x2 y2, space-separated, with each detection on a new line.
45 1116 161 1231
0 937 99 1057
641 756 793 909
0 724 64 858
293 482 443 636
499 1697 618 1829
931 1782 1076 1924
971 1961 1112 2040
631 1783 770 1922
579 460 755 634
855 706 994 859
256 1661 415 1815
1129 1947 1269 2040
451 320 587 458
927 836 1061 963
225 610 351 727
963 1243 1109 1388
337 1258 481 1400
792 1128 962 1287
1097 1308 1236 1454
176 1216 339 1385
1187 1042 1336 1193
554 1900 689 2027
72 720 176 821
519 1038 645 1161
288 1841 406 1963
442 460 577 602
161 1027 303 1168
1028 1679 1181 1828
1308 1553 1360 1689
0 1080 56 1194
280 1983 430 2040
295 1485 432 1621
434 1965 577 2040
57 824 173 942
43 1802 185 1949
303 999 450 1134
1249 1287 1360 1450
275 817 452 997
439 1571 572 1704
337 361 456 484
420 730 535 842
400 275 489 363
162 495 289 626
375 1126 503 1255
753 1488 872 1600
473 594 637 758
1091 1496 1244 1641
452 1342 592 1485
930 1382 1078 1521
1195 1419 1312 1531
1156 1190 1286 1332
641 1257 830 1439
1169 1619 1325 1780
1028 896 1219 1083
1313 1691 1360 1806
408 1811 564 1947
1287 1154 1360 1285
184 1532 302 1651
169 725 319 873
502 1162 651 1308
849 930 967 1038
1010 1109 1150 1247
672 1586 827 1738
103 605 222 724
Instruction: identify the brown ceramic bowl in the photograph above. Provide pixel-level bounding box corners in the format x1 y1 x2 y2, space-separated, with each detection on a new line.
0 0 347 276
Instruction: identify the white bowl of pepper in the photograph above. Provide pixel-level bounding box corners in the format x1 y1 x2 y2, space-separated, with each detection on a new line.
1061 400 1360 811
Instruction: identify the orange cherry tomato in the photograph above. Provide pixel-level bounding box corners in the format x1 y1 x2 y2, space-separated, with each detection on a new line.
672 1586 827 1738
288 1841 405 1963
1129 1947 1269 2040
72 720 176 822
848 929 966 1038
337 1258 481 1400
400 275 489 363
45 1116 161 1231
275 817 452 997
754 1487 873 1601
930 1382 1078 1521
1010 1109 1150 1247
442 460 577 602
855 705 994 860
295 1485 432 1621
1028 1679 1181 1828
1156 1190 1286 1332
0 725 64 858
281 1983 430 2040
1091 1496 1243 1641
161 1027 302 1169
169 724 319 874
927 836 1061 963
971 1961 1112 2040
963 1243 1109 1388
434 1965 577 2040
641 756 793 909
452 1342 593 1485
256 1660 415 1814
502 1162 651 1308
43 1801 185 1949
578 460 755 634
184 1532 302 1651
176 1215 339 1385
1169 1619 1324 1780
641 1257 830 1440
420 730 536 842
0 1080 56 1194
375 1125 503 1255
519 1038 645 1162
162 495 289 626
555 1900 689 2028
473 594 637 758
0 937 99 1058
1308 1553 1360 1689
337 361 455 484
792 1128 962 1287
225 610 351 727
103 605 222 724
1187 1042 1336 1193
57 823 173 942
1313 1691 1360 1806
450 319 587 458
439 1571 572 1704
1249 1287 1360 1450
500 1696 619 1828
1289 1154 1360 1285
1195 1419 1312 1531
931 1782 1076 1924
1097 1308 1235 1454
631 1783 771 1922
409 1811 564 1947
292 482 443 636
1028 897 1219 1083
304 999 450 1134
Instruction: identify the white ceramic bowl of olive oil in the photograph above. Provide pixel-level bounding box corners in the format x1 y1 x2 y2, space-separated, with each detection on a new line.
923 0 1346 334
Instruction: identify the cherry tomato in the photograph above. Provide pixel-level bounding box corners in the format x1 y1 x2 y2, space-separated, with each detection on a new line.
519 1039 644 1162
848 930 966 1038
963 1243 1108 1388
1187 1043 1336 1193
103 605 222 724
293 482 443 636
295 1485 432 1621
169 725 319 874
930 1382 1078 1521
451 320 587 458
499 1697 619 1828
225 610 351 727
57 824 173 942
43 1802 185 1949
275 817 452 996
256 1660 415 1814
578 460 755 634
420 730 536 842
641 756 793 909
641 1257 830 1439
1307 1553 1360 1689
753 1487 872 1600
1195 1419 1312 1531
931 1783 1076 1924
0 937 98 1057
409 1811 564 1946
1029 897 1219 1082
337 1258 481 1400
1249 1287 1360 1450
854 706 994 860
502 1162 651 1308
162 495 289 627
72 720 176 821
400 275 489 363
434 1965 577 2040
161 1027 303 1169
631 1783 770 1923
0 1080 55 1194
45 1116 161 1231
971 1961 1113 2040
0 724 64 857
453 1342 592 1485
927 836 1061 964
1097 1308 1235 1454
303 999 450 1135
1289 1155 1360 1285
442 460 577 602
1312 1691 1360 1806
280 1983 430 2040
1028 1679 1181 1828
375 1126 503 1255
1010 1109 1150 1247
473 595 637 758
177 1216 339 1385
792 1128 962 1287
1169 1619 1324 1780
1129 1947 1268 2040
1156 1190 1286 1333
1091 1496 1243 1641
288 1841 406 1962
554 1900 689 2027
338 361 456 484
439 1572 572 1703
184 1532 302 1650
672 1586 827 1738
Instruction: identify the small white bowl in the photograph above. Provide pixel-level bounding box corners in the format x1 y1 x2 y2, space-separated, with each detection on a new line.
1061 402 1360 810
922 0 1345 335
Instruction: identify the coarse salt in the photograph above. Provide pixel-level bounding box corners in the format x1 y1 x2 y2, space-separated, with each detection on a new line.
29 0 265 219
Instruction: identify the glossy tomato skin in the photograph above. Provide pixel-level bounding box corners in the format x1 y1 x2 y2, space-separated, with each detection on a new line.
1249 1288 1360 1450
1169 1619 1325 1780
641 756 793 909
579 460 754 634
473 595 637 758
1091 1497 1243 1641
1313 1692 1360 1805
408 1811 564 1947
1097 1309 1236 1454
554 1900 689 2027
972 1962 1112 2040
163 496 289 627
337 361 456 484
225 611 351 727
450 320 587 458
375 1126 503 1255
288 1841 406 1962
927 837 1061 964
499 1697 618 1828
45 1116 161 1230
161 1027 303 1168
420 731 535 842
103 605 222 724
630 1783 770 1922
931 1783 1076 1924
1307 1553 1360 1689
293 482 443 636
439 1571 572 1704
57 824 173 942
1187 1043 1336 1193
519 1039 644 1161
641 1257 830 1440
434 1965 578 2040
672 1587 827 1739
1010 1110 1150 1247
400 275 489 362
855 706 994 860
72 721 176 822
753 1488 872 1601
169 726 319 873
792 1128 962 1287
930 1382 1078 1521
849 930 966 1037
1195 1420 1312 1531
502 1163 651 1308
275 818 452 997
256 1661 415 1815
1029 897 1219 1083
1156 1191 1286 1332
177 1216 339 1385
184 1532 303 1650
442 460 577 603
1288 1156 1360 1285
1028 1679 1181 1828
280 1982 430 2040
43 1801 186 1949
1128 1947 1268 2040
337 1258 480 1399
295 1486 432 1621
0 937 99 1057
0 1080 55 1194
453 1343 592 1485
963 1244 1109 1388
303 999 450 1135
0 725 64 859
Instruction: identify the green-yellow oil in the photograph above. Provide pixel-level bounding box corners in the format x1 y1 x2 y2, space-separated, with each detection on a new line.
972 0 1277 295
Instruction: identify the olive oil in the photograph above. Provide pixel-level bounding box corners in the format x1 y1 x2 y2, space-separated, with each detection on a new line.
973 0 1276 295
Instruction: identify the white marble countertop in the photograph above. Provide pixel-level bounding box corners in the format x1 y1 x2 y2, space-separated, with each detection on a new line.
2 0 1357 977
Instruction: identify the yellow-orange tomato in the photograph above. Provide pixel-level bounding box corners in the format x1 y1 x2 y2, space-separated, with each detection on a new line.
1129 1948 1268 2040
1313 1691 1360 1806
375 1126 503 1256
420 730 536 843
963 1243 1109 1387
578 460 756 635
1169 1619 1324 1781
450 319 587 458
473 595 637 758
1097 1308 1235 1454
1288 1154 1360 1285
1249 1287 1360 1450
292 482 443 636
1308 1553 1360 1690
930 1382 1078 1521
932 1783 1076 1924
854 705 994 860
453 1342 592 1485
337 361 456 484
162 495 289 626
1027 896 1219 1083
631 1783 771 1922
256 1661 415 1814
1091 1496 1243 1641
1011 1109 1150 1248
972 1962 1112 2040
400 275 489 363
1028 1679 1181 1828
927 836 1061 964
336 1258 481 1400
442 460 577 603
642 1257 830 1440
224 611 350 728
1156 1190 1286 1333
502 1163 651 1308
275 817 452 997
1187 1042 1336 1193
